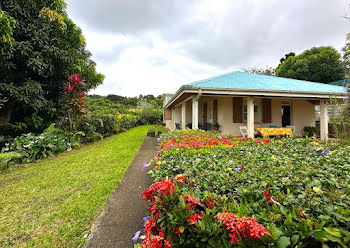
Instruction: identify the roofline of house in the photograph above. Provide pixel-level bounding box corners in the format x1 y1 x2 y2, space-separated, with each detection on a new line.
164 86 347 108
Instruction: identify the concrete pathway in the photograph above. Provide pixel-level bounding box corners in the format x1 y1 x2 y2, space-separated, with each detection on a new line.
85 136 158 248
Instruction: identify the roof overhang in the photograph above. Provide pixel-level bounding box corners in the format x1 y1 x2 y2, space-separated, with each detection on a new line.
164 86 347 109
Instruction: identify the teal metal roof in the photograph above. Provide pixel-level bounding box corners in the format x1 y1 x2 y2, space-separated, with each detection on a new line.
185 71 346 95
328 78 350 87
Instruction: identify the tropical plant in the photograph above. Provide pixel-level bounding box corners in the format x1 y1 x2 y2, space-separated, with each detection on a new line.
2 124 85 165
0 0 104 137
63 74 87 130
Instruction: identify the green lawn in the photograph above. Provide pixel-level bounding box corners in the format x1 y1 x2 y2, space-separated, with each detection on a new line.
0 125 152 247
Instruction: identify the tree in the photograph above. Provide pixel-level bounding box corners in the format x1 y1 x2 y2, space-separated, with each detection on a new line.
275 46 345 83
242 67 276 76
0 0 104 136
343 33 350 78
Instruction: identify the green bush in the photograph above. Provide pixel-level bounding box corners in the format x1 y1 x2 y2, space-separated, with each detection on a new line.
2 124 85 166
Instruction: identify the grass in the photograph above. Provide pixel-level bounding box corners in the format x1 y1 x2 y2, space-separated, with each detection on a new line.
0 125 153 247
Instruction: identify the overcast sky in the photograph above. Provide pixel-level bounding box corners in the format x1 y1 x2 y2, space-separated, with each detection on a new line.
66 0 349 97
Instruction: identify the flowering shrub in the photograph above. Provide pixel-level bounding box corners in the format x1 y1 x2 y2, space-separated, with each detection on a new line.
63 74 87 130
136 177 270 247
138 130 350 247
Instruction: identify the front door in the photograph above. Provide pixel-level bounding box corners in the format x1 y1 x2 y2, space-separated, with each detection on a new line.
281 105 291 127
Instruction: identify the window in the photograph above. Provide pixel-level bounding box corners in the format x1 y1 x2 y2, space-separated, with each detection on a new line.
243 105 258 121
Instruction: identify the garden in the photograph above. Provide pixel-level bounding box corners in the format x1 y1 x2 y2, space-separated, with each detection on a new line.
0 125 154 247
135 130 350 247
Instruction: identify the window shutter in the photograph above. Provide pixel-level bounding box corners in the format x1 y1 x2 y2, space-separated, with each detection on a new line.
262 99 271 123
164 108 172 120
232 97 243 123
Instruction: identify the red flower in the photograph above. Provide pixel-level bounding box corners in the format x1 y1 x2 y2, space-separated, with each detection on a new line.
312 222 317 229
78 91 85 98
142 179 176 202
263 189 272 202
183 195 201 211
174 175 185 183
187 212 201 224
174 226 181 237
300 210 306 218
203 196 216 209
236 217 270 241
68 74 82 85
64 83 74 92
216 213 270 243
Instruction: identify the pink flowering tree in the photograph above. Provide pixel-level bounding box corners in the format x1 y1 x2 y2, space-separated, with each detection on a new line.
63 74 87 130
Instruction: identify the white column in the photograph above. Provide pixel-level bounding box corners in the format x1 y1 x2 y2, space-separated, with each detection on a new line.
181 102 186 130
192 98 199 129
247 97 254 139
320 99 328 140
172 107 175 130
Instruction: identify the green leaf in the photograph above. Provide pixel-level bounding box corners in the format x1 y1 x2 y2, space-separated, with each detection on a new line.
276 236 291 248
324 227 342 238
179 226 185 233
291 234 299 245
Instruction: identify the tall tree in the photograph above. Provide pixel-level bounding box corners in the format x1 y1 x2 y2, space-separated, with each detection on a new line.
343 33 350 78
275 46 345 83
0 0 104 136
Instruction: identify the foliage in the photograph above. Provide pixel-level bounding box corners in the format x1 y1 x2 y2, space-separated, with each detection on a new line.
143 130 350 247
275 46 345 83
0 10 16 45
343 33 350 78
137 177 271 247
85 97 128 116
139 99 162 125
63 74 87 130
2 124 85 166
0 152 21 169
242 66 276 76
0 0 104 137
303 126 316 137
0 125 151 247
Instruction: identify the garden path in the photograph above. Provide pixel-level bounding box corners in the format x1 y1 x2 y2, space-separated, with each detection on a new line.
85 136 158 248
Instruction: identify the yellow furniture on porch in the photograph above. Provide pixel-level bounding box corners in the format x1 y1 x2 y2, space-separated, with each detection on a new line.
255 127 293 137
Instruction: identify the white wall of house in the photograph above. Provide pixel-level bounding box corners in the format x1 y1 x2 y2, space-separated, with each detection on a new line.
173 106 182 129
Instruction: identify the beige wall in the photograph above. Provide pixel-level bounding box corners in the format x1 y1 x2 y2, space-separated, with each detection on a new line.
215 97 315 136
291 99 316 135
166 96 316 136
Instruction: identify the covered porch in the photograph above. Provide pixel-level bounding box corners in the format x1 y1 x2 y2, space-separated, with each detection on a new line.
164 94 330 140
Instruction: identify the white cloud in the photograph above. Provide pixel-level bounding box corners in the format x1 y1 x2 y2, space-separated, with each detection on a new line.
66 0 350 97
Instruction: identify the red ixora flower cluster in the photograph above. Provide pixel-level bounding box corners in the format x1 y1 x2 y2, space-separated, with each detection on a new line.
160 134 270 151
141 179 184 247
183 194 202 211
216 213 270 244
142 179 176 202
187 212 202 224
141 230 172 248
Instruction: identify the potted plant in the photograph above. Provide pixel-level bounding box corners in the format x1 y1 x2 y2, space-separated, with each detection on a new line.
303 126 316 137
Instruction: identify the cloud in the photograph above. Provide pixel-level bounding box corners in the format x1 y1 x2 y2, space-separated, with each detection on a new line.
65 0 350 96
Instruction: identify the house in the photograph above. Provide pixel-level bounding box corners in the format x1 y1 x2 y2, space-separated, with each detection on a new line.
163 71 346 140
